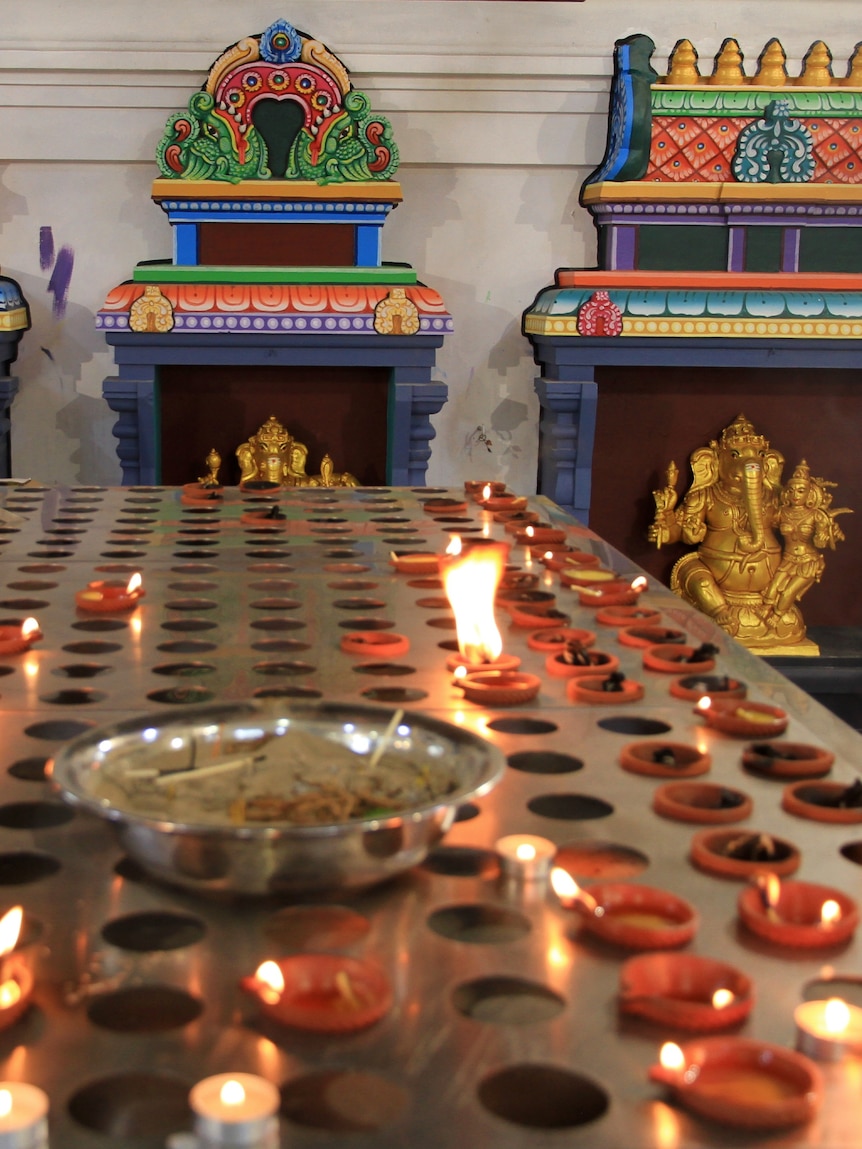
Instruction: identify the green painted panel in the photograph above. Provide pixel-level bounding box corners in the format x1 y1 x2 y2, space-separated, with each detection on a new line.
636 225 727 271
132 263 417 285
799 227 862 272
744 227 783 273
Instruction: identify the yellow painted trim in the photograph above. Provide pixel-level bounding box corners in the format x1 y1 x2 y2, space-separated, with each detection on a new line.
151 179 402 203
0 308 29 332
522 312 862 339
582 181 862 205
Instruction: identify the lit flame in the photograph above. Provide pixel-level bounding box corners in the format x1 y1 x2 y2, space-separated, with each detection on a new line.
696 696 712 712
0 1091 11 1119
446 536 462 557
660 1042 685 1072
712 989 734 1010
515 843 537 862
543 551 554 562
525 525 535 539
481 484 491 502
631 576 648 593
20 618 39 640
126 572 142 595
441 543 507 664
220 1079 246 1107
0 981 21 1010
824 998 851 1034
0 907 22 957
758 872 781 909
254 960 285 1005
550 867 599 913
821 899 842 927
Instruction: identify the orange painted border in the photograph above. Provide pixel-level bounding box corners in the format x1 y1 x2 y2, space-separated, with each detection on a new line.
555 269 862 291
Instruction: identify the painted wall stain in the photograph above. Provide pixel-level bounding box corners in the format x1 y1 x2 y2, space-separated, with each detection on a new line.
39 226 74 318
39 226 54 271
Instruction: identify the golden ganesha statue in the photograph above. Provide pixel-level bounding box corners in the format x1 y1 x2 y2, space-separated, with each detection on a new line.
235 415 358 489
649 415 850 651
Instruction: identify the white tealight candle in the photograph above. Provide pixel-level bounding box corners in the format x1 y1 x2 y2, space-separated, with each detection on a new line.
495 834 556 882
0 1082 49 1149
794 997 862 1061
189 1073 280 1148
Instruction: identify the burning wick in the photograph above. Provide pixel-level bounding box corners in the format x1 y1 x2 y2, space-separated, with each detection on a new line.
630 576 648 594
252 960 284 1005
0 906 23 1014
820 899 842 929
712 989 735 1011
659 1042 687 1074
220 1080 246 1108
550 867 601 914
516 844 537 862
756 873 783 923
824 998 851 1034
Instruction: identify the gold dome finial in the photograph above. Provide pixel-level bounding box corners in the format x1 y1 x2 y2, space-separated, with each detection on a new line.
753 39 788 87
798 41 833 86
665 40 701 85
709 38 746 86
843 42 862 86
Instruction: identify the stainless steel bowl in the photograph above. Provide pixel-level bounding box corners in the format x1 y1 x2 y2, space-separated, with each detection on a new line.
47 700 504 896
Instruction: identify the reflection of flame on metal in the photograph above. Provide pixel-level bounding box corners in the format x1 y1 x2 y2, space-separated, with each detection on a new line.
0 1091 11 1119
441 540 508 665
220 1079 246 1107
254 960 285 1005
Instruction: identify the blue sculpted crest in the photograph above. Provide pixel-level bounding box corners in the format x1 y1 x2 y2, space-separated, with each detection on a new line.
259 19 302 64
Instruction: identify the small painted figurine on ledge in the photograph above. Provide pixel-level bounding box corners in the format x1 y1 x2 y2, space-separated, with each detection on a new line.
648 416 850 652
236 415 358 488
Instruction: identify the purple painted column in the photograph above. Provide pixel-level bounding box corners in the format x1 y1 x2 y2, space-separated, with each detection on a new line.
610 226 637 271
781 228 801 273
727 228 746 272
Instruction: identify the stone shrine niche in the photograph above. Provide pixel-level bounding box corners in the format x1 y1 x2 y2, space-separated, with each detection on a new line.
523 33 862 626
98 17 451 487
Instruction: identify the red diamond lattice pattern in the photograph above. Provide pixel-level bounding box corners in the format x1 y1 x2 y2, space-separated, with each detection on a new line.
646 116 862 183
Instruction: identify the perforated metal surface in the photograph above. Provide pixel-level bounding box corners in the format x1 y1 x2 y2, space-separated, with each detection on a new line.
0 483 858 1147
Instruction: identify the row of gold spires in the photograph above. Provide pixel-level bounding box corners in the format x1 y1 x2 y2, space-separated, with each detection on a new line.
661 39 862 88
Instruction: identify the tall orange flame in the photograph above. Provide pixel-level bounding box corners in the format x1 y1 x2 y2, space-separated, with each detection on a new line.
441 542 508 664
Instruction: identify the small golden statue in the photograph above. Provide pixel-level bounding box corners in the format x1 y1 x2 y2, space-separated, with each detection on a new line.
648 415 850 651
198 448 222 487
235 415 358 488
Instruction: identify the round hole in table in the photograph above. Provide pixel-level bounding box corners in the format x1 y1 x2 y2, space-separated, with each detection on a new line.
0 802 74 829
170 564 218 575
67 1071 193 1137
167 581 218 593
486 717 558 735
422 846 499 878
327 580 379 591
249 617 307 632
93 564 137 575
360 686 428 703
99 551 147 560
453 976 565 1024
157 640 218 655
146 686 216 705
7 581 58 592
250 598 303 612
478 1064 609 1129
454 803 480 822
253 661 317 677
160 619 218 633
18 564 65 574
427 904 531 945
598 716 673 736
251 638 312 654
7 757 48 782
555 840 649 879
840 841 862 866
24 718 94 740
87 985 204 1032
253 685 323 700
164 598 219 612
53 663 112 679
324 549 362 559
280 1070 408 1133
71 619 128 634
249 580 298 592
528 793 614 820
0 598 50 612
39 689 107 706
352 663 415 677
63 640 123 656
507 751 584 775
245 549 292 559
425 617 457 630
151 662 217 678
26 550 72 559
802 973 862 1007
0 851 61 884
101 911 206 953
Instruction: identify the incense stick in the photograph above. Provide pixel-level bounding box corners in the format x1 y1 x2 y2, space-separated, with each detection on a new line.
366 708 405 770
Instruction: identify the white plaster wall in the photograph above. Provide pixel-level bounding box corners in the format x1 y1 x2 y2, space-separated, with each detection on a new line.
0 1 857 487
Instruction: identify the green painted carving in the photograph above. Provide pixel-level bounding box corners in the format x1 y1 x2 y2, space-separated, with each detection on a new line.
585 34 658 186
652 87 862 117
156 91 269 183
732 100 815 183
290 91 400 185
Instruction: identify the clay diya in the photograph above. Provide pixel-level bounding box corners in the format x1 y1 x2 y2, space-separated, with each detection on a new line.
576 579 646 608
482 494 528 513
649 1037 822 1130
551 869 698 950
595 604 662 628
340 632 410 659
498 570 539 591
619 952 753 1031
497 588 557 615
513 525 568 546
619 625 686 650
240 507 287 527
507 605 572 630
742 742 834 781
499 510 541 529
457 669 541 706
526 627 595 653
181 484 224 506
642 643 718 674
558 566 619 589
696 698 787 738
447 651 521 674
652 782 752 825
241 953 392 1033
0 618 42 656
546 648 619 680
538 548 599 570
619 741 710 779
781 779 862 824
690 828 800 880
389 552 440 575
75 574 144 613
465 480 506 498
567 672 645 705
738 877 859 948
669 674 747 703
794 997 862 1060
